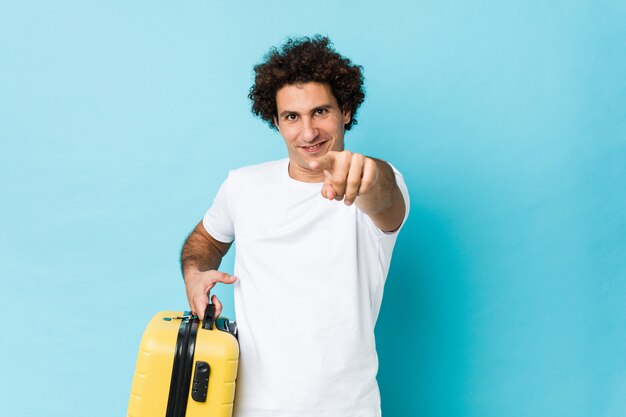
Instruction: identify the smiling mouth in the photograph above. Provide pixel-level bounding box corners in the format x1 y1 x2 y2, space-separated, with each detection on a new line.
301 141 327 153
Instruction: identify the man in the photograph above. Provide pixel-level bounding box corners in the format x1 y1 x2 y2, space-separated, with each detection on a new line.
181 35 409 417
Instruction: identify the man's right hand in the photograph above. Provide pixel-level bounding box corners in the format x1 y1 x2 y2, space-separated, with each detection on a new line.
184 269 237 320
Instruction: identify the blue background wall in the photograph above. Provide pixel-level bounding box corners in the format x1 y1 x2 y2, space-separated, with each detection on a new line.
1 1 624 416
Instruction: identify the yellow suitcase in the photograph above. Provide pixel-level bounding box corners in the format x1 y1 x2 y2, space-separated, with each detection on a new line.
127 305 239 417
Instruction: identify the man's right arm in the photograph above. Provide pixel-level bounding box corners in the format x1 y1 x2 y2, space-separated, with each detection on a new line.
180 221 236 320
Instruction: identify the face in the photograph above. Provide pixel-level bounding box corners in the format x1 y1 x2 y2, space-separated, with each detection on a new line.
274 82 351 182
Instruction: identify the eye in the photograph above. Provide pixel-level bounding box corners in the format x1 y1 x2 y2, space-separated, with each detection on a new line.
285 113 298 122
315 108 328 115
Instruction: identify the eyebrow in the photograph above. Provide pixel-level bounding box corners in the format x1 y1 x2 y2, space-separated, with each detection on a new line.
278 105 333 118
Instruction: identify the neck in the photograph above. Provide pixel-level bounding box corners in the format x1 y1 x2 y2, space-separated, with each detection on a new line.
288 162 324 183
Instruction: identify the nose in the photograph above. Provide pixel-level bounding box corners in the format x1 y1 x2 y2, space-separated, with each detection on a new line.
301 117 318 143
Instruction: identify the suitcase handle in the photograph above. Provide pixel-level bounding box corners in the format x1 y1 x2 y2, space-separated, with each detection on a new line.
202 303 216 330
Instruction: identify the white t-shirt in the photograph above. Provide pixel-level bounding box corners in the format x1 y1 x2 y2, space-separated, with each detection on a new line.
203 158 409 417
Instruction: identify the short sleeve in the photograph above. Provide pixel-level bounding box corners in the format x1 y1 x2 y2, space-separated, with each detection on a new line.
202 174 235 243
389 166 410 235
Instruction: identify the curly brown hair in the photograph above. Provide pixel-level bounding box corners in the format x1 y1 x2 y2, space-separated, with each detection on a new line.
249 35 365 131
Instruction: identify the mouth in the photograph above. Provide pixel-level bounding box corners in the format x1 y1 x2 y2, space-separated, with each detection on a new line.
300 140 328 154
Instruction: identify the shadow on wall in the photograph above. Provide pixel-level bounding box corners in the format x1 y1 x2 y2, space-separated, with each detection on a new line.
376 204 470 417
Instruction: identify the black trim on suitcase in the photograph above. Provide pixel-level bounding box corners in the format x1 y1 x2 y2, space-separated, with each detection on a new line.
165 313 199 417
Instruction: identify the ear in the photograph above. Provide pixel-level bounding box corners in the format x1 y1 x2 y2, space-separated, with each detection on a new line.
273 116 280 130
342 108 352 126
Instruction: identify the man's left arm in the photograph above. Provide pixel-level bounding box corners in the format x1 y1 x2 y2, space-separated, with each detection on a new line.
309 151 406 233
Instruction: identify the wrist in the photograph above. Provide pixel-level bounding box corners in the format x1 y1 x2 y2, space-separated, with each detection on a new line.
183 267 206 286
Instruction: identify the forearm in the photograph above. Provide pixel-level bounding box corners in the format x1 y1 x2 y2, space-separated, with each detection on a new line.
180 222 231 279
180 221 236 318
